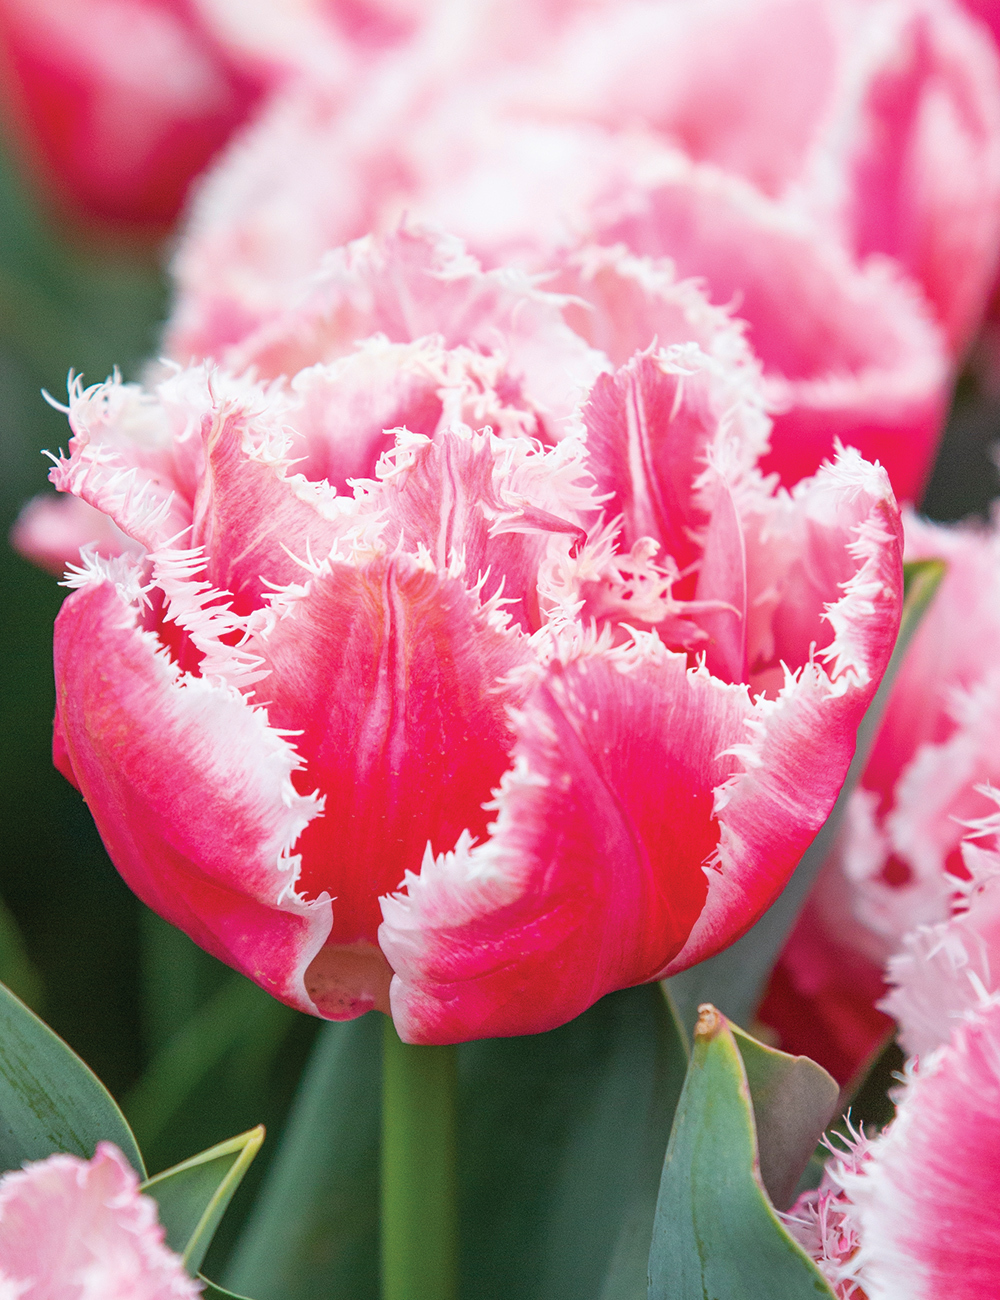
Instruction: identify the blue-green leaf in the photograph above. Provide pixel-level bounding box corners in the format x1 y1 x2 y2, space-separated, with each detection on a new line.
730 1025 838 1210
649 1006 835 1300
0 979 142 1175
142 1126 264 1274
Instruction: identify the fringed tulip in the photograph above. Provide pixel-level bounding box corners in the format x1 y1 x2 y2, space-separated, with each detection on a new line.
0 1142 199 1299
761 512 1000 1081
787 996 1000 1299
42 235 903 1042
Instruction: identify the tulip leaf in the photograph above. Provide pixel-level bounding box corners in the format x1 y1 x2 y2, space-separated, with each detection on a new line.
649 1006 836 1300
198 1279 254 1299
224 985 688 1300
668 556 946 1031
142 1125 264 1274
730 1025 838 1210
222 1012 383 1300
0 978 143 1175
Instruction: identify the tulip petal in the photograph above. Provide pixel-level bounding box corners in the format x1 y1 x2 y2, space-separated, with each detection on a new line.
53 572 329 1015
593 159 949 502
380 634 751 1043
255 550 531 959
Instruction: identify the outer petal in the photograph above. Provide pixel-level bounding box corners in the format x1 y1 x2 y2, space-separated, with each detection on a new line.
379 635 751 1042
53 571 329 1015
0 1141 199 1299
845 997 1000 1300
881 832 1000 1058
831 0 1000 352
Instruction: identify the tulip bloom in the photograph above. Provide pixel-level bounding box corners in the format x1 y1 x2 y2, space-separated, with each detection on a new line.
45 231 902 1043
0 1142 199 1298
760 512 1000 1081
786 995 1000 1299
0 0 266 228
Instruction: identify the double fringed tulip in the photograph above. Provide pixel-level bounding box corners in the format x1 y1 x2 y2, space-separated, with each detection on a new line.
45 236 902 1043
0 1143 198 1298
787 995 1000 1299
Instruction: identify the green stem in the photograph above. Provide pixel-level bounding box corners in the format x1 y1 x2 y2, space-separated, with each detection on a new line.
381 1017 458 1300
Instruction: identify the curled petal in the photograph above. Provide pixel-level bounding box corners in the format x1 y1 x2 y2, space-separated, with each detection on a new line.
380 635 751 1042
53 572 329 1015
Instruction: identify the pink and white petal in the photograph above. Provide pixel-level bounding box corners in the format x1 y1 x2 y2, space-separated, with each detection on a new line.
287 341 449 489
189 400 352 614
881 828 1000 1059
0 1141 199 1299
668 472 903 971
10 493 139 575
743 447 903 691
369 424 594 633
514 0 838 196
48 377 197 552
550 243 761 375
863 511 1000 802
581 349 742 579
53 575 329 1016
380 634 754 1043
845 997 1000 1300
254 551 531 963
592 159 950 502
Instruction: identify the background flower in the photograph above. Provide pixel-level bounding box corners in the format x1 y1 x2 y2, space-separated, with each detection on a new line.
0 1142 199 1299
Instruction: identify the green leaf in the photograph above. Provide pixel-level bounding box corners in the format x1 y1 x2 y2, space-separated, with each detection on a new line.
0 892 43 1012
142 1126 264 1275
0 979 143 1175
224 985 688 1300
668 557 947 1031
730 1025 838 1211
198 1279 254 1299
649 1006 836 1300
123 969 294 1155
223 1012 383 1300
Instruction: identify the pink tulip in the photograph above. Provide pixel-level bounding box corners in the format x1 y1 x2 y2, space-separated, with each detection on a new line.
760 511 1000 1082
0 1142 199 1299
786 995 1000 1299
44 234 902 1043
0 0 266 229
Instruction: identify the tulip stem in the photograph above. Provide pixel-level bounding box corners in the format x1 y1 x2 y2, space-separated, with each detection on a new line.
381 1017 459 1300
